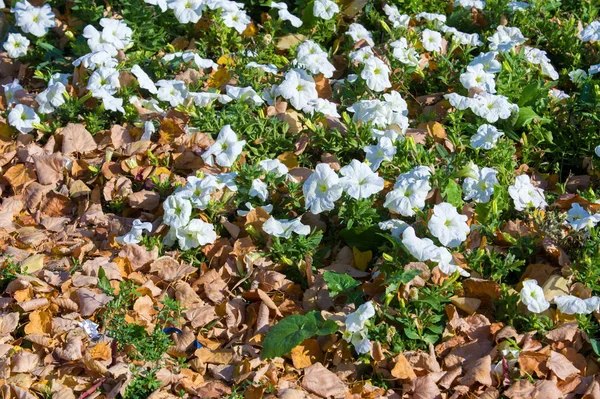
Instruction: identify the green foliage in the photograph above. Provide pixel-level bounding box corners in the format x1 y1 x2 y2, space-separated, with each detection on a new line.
262 311 338 359
123 368 162 399
0 257 22 292
323 272 360 297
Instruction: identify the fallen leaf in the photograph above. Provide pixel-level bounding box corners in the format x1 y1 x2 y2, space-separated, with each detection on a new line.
61 123 97 154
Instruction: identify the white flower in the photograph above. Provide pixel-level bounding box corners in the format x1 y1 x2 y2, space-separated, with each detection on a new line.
469 51 502 73
508 175 547 211
303 98 340 118
347 23 374 46
87 67 120 96
2 79 24 106
431 247 470 277
447 29 483 47
569 69 587 84
131 65 158 94
581 21 600 42
73 51 118 70
202 125 246 168
263 216 311 238
402 227 438 261
364 137 397 171
428 202 470 248
549 89 569 100
8 104 40 134
36 82 67 114
339 160 384 200
270 2 302 27
554 295 600 315
156 79 189 107
390 38 420 67
246 62 278 74
455 0 485 9
378 219 408 237
179 175 218 209
258 159 288 177
303 163 343 214
445 92 475 110
345 301 375 333
276 69 318 110
383 4 410 28
460 64 496 93
237 202 273 216
422 29 443 52
349 93 408 130
371 128 401 143
463 165 498 203
12 0 55 37
596 146 600 157
189 92 230 107
295 40 335 78
520 280 550 313
226 85 263 106
566 203 600 231
98 92 125 113
163 193 192 228
361 57 391 92
222 9 251 33
488 25 527 52
507 1 530 11
415 12 446 23
249 179 269 202
168 0 205 23
471 93 518 123
145 0 168 12
313 0 339 20
175 220 217 250
384 178 430 217
471 124 503 149
3 33 29 58
116 219 153 245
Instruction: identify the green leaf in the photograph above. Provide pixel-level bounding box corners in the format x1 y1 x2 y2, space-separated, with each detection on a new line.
340 225 384 251
518 82 541 107
98 267 113 295
262 314 318 359
591 338 600 358
316 319 338 335
323 272 360 297
386 269 422 286
443 179 463 208
404 327 420 340
515 107 550 128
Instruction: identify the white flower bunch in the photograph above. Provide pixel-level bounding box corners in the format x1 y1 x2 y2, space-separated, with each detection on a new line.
3 33 30 59
116 219 153 245
343 302 375 355
384 166 432 216
348 91 409 131
295 40 336 78
162 191 217 250
488 26 527 52
36 81 67 114
313 0 339 20
390 38 420 67
554 295 600 315
462 164 498 203
364 137 397 171
202 125 246 168
460 64 496 93
303 163 343 214
263 216 310 238
270 2 302 27
276 69 318 110
383 4 410 28
566 203 600 231
508 175 547 211
470 93 519 123
83 18 133 56
523 47 559 80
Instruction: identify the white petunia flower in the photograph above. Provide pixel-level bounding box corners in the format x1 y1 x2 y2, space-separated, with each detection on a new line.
8 104 40 134
202 125 246 168
226 85 263 106
445 92 475 110
167 0 205 23
179 175 218 209
2 79 24 106
463 165 498 203
36 82 67 114
313 0 339 20
581 21 600 42
378 219 409 237
249 178 269 202
131 65 158 94
246 62 278 74
3 33 30 59
73 51 118 70
156 79 189 107
549 89 569 100
87 66 121 95
455 0 485 9
471 124 504 149
430 246 470 277
364 137 397 171
460 64 496 93
276 69 318 110
263 216 311 238
566 203 600 231
384 178 430 217
422 29 443 52
270 2 302 27
163 193 192 229
428 202 470 248
303 163 343 214
345 301 375 333
469 51 502 73
520 280 550 313
554 295 600 315
145 0 168 12
303 98 340 118
508 175 547 211
295 40 335 78
116 219 153 245
361 57 391 92
415 12 446 23
260 159 288 177
175 219 217 250
470 93 518 123
569 69 587 84
383 4 410 28
390 38 420 67
347 23 374 47
507 1 531 11
339 160 384 200
402 226 438 262
237 202 273 217
488 25 527 52
222 8 251 33
12 0 56 37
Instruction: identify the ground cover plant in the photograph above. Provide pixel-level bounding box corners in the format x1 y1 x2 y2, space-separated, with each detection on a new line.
1 0 600 397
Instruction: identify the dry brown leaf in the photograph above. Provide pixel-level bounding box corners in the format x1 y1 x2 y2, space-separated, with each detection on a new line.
61 123 97 154
4 163 36 194
150 256 196 282
391 353 417 380
291 339 324 369
547 350 580 380
24 310 52 335
301 362 347 398
11 350 39 373
32 152 63 185
457 355 492 386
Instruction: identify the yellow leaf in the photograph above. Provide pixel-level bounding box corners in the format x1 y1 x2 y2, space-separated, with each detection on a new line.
207 67 230 88
291 339 323 369
353 247 372 271
242 22 258 37
277 152 299 169
24 310 52 335
89 342 112 361
217 54 235 67
21 254 44 274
